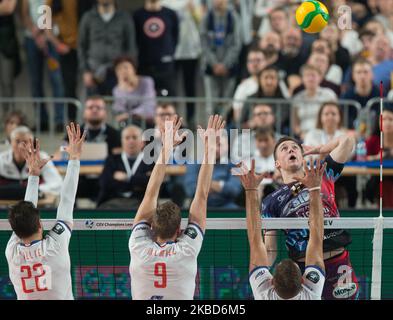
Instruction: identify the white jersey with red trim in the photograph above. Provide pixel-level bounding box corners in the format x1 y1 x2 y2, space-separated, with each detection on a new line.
129 221 203 300
249 265 325 300
5 221 73 300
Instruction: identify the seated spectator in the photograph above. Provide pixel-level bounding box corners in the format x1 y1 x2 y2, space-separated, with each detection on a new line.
241 66 286 127
150 103 187 207
320 23 351 75
369 34 393 92
303 101 357 208
78 0 136 95
2 111 27 145
0 126 62 200
58 96 121 201
185 131 242 209
293 52 341 97
311 38 343 85
232 48 266 123
258 6 289 38
232 104 280 164
258 30 281 68
365 105 393 208
292 64 337 139
112 56 156 128
97 125 154 209
279 27 309 81
341 58 380 129
201 0 242 107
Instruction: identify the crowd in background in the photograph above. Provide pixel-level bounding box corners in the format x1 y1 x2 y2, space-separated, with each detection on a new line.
0 0 393 209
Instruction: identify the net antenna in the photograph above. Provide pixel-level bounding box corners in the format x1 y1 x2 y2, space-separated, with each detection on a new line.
371 81 385 299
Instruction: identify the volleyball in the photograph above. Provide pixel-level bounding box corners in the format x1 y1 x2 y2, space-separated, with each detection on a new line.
295 0 330 34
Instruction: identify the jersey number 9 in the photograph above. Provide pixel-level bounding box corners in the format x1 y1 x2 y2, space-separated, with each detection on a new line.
154 263 167 288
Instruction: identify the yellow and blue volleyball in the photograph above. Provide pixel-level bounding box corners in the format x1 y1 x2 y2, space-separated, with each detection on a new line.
296 1 330 34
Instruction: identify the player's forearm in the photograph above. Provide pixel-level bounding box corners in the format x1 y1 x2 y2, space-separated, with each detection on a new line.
308 189 324 253
24 176 40 207
246 190 268 266
145 149 168 199
56 160 80 223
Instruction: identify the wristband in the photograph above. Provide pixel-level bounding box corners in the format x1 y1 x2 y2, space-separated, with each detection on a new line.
245 188 258 191
308 187 321 192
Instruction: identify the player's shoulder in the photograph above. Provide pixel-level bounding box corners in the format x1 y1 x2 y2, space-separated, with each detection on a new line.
262 184 289 209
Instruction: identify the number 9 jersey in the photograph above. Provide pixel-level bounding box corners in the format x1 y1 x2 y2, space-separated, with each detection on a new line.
129 221 204 300
5 221 73 300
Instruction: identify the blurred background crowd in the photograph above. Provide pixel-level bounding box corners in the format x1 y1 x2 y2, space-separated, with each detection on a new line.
0 0 393 210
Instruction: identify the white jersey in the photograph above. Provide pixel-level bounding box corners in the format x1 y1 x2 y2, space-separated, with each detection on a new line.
250 265 325 300
129 221 203 300
6 221 73 300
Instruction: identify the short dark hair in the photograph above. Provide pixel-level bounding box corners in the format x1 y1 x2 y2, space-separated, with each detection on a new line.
4 111 27 127
8 201 41 239
113 55 138 70
255 127 275 140
273 259 303 299
259 65 279 77
157 102 177 112
153 201 182 239
273 136 303 161
85 95 106 104
253 104 273 113
352 57 372 69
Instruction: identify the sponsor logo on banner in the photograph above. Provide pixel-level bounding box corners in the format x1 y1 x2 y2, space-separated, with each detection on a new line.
85 220 94 229
333 283 358 299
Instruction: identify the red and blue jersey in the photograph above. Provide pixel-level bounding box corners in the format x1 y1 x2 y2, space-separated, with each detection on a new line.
261 155 352 261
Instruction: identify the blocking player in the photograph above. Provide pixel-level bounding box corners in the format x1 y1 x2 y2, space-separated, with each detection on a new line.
239 159 326 299
262 135 359 300
129 115 225 300
6 123 86 300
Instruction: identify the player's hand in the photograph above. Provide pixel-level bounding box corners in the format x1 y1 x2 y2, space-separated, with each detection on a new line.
293 159 326 189
234 159 269 190
197 115 225 145
302 144 330 158
159 114 187 147
64 123 87 160
19 138 51 176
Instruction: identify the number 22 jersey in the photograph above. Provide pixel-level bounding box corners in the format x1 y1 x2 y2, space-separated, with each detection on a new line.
129 221 203 300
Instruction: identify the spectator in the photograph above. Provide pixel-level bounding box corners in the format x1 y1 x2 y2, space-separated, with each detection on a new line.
279 27 309 81
341 58 380 129
112 56 156 128
363 18 393 48
46 0 80 122
369 34 393 92
303 101 357 208
21 0 65 132
232 48 266 123
292 64 337 139
133 0 179 97
97 125 154 209
0 0 20 113
241 66 287 128
357 29 376 59
151 103 187 207
258 31 281 68
293 52 341 97
365 106 393 207
79 0 137 95
201 0 242 105
320 23 351 75
374 0 393 36
2 111 27 145
232 104 279 164
59 96 121 202
185 131 242 209
162 0 203 123
256 1 290 37
0 126 62 200
311 38 343 86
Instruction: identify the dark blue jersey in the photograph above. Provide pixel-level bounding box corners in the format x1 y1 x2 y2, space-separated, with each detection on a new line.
262 156 352 260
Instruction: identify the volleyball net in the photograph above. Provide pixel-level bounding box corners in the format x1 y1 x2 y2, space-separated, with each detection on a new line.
0 216 392 300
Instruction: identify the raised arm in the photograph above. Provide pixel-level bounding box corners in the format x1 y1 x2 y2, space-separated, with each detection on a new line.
236 160 270 271
133 116 185 225
293 160 326 271
19 138 52 207
55 123 86 230
303 135 355 163
188 115 225 232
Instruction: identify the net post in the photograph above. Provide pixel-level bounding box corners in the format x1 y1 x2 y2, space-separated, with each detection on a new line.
371 216 383 300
